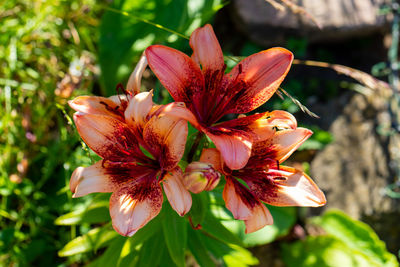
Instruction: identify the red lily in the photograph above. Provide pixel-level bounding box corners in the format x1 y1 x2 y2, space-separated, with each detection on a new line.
69 91 191 236
197 112 326 233
145 24 293 170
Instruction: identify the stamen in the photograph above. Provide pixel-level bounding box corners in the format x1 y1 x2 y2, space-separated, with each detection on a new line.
273 176 287 181
101 159 107 168
99 100 118 113
115 83 125 104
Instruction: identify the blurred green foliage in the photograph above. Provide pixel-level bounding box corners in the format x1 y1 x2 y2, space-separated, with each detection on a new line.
282 210 398 267
0 0 101 265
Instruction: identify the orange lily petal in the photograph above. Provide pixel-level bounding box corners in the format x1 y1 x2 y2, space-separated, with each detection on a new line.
108 94 129 107
252 127 312 163
68 96 124 119
223 177 253 220
70 162 115 197
223 177 273 234
247 166 326 207
143 113 188 169
70 161 152 198
199 148 223 173
145 45 204 109
206 128 252 170
73 112 144 162
110 175 162 237
226 48 294 114
124 91 153 128
189 24 224 73
266 110 297 130
162 167 192 216
156 102 200 129
126 53 148 95
215 110 297 142
244 203 273 234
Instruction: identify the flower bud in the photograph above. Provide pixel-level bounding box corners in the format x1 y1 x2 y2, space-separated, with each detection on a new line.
183 162 221 193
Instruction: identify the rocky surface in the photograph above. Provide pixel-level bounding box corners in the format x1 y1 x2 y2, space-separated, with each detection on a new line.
232 0 391 45
310 91 400 254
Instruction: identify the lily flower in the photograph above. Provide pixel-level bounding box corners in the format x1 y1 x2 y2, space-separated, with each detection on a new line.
197 113 326 233
68 90 192 237
145 24 294 170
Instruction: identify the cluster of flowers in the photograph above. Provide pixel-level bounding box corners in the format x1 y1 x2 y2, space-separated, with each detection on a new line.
69 25 326 237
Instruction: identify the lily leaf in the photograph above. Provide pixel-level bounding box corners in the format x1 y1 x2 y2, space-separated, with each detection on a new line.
200 233 258 267
282 210 398 267
58 227 118 257
202 210 244 247
87 236 126 267
162 203 187 267
187 192 209 228
55 201 109 225
136 230 165 267
311 210 398 267
188 226 216 267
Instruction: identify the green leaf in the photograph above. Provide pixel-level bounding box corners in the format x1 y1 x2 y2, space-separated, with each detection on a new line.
223 244 259 267
282 235 383 267
136 230 165 267
162 203 187 267
55 201 109 225
160 243 179 267
58 227 118 257
88 236 126 267
312 210 398 267
129 208 164 247
187 192 209 228
117 239 140 267
187 227 216 267
201 210 244 247
199 234 258 267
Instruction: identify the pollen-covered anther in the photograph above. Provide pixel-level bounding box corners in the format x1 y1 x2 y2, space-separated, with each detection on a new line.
183 162 221 193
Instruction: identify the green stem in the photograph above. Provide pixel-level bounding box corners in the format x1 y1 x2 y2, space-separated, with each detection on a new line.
187 132 204 163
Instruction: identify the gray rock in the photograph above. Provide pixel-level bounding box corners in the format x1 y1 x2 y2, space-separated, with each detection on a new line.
310 91 400 254
232 0 391 44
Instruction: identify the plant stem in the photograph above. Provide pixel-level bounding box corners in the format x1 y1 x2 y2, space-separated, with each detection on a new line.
187 132 204 163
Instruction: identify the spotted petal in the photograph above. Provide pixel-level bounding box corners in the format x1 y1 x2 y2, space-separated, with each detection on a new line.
73 112 144 162
70 161 153 198
110 175 162 237
68 96 124 120
223 176 273 233
226 48 293 114
251 127 312 163
145 45 205 111
70 162 115 197
215 110 297 142
143 113 188 169
199 148 223 173
246 166 326 207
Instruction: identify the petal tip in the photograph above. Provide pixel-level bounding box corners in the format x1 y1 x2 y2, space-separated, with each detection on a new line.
127 229 138 237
